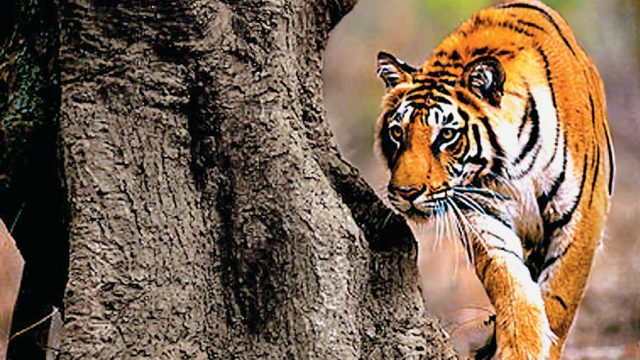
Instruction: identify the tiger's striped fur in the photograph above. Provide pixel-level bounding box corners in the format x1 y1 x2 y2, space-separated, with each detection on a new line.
374 1 614 359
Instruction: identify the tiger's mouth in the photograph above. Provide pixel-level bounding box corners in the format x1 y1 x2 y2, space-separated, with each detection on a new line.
388 186 504 221
388 188 454 219
410 189 455 217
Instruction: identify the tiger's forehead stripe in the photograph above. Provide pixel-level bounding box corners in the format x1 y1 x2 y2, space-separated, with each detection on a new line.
393 100 415 125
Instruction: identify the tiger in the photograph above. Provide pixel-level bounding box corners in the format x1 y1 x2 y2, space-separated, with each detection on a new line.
374 1 615 359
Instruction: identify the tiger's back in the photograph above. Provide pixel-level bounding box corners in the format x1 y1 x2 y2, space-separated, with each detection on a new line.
374 1 614 359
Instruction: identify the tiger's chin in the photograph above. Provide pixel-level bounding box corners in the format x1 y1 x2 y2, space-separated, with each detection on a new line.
389 202 441 224
404 208 435 223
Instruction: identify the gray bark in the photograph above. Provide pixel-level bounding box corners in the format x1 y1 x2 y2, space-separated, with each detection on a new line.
55 1 455 358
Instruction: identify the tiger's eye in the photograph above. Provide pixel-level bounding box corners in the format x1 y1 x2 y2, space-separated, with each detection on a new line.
440 128 455 141
390 125 403 141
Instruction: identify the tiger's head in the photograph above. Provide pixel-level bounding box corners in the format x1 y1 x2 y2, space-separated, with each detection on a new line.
375 51 511 222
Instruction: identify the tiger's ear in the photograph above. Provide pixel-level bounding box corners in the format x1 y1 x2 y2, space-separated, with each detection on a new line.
376 51 416 89
464 57 505 107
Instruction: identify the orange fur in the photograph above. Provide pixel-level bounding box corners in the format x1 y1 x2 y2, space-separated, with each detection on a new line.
375 1 613 359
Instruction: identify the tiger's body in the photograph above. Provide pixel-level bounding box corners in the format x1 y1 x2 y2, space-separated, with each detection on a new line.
374 1 614 359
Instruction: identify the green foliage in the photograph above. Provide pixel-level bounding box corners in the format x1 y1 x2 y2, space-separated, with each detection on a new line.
417 0 491 30
415 0 581 31
544 0 581 11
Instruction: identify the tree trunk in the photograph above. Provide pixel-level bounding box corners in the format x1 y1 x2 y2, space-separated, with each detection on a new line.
10 1 456 358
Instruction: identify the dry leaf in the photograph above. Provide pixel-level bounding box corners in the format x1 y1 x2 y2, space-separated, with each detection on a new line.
0 220 24 360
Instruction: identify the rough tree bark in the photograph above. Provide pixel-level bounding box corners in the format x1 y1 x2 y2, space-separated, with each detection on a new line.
8 0 457 358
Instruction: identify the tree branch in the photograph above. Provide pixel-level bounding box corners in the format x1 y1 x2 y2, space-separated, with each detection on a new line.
324 0 359 30
322 153 415 252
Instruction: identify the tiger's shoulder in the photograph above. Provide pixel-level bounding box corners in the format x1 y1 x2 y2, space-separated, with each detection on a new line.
416 0 613 197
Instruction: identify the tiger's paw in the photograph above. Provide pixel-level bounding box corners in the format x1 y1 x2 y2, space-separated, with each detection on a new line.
494 313 554 360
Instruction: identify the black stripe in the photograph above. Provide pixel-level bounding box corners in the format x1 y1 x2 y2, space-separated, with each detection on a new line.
605 126 615 195
411 82 452 95
448 163 463 177
431 95 452 105
458 108 470 122
455 90 481 112
516 19 546 32
498 3 577 57
505 90 527 98
512 94 543 179
588 95 600 206
480 258 494 282
589 150 600 207
439 79 457 87
414 79 437 87
380 112 399 167
589 95 599 170
435 85 452 96
485 208 514 231
537 47 562 171
479 117 505 176
515 95 540 165
407 84 435 94
431 61 463 70
444 113 454 125
409 103 431 112
540 243 572 279
469 124 484 163
482 231 509 243
537 135 568 212
421 113 428 126
545 154 589 236
450 139 466 159
424 78 458 86
472 46 491 57
453 199 512 230
495 49 515 58
513 143 541 180
404 93 427 102
496 21 535 37
494 246 524 262
467 125 487 166
517 110 528 138
457 127 471 161
551 295 568 310
467 125 488 182
426 70 458 78
472 16 536 37
589 95 597 130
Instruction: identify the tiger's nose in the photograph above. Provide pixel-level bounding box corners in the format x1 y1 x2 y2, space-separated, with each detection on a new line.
388 184 426 202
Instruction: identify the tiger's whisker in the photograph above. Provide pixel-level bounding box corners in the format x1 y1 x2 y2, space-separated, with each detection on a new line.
450 198 486 265
434 200 443 251
442 200 453 245
454 186 509 201
455 193 487 216
447 198 470 264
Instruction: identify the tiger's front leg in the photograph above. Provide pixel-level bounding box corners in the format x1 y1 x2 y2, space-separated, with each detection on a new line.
468 215 552 360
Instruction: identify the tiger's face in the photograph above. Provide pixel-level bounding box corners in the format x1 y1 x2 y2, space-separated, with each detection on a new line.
376 51 507 222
